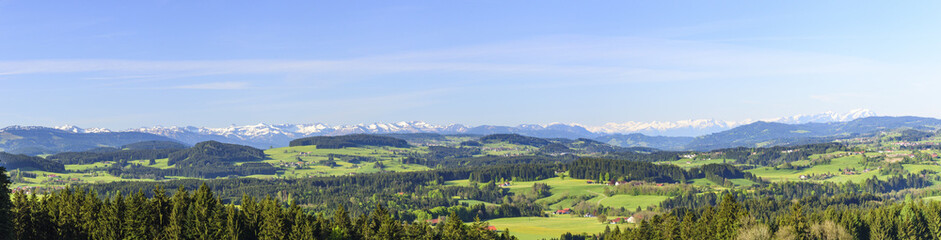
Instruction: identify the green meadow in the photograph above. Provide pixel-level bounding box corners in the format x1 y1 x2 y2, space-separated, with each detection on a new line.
485 215 629 240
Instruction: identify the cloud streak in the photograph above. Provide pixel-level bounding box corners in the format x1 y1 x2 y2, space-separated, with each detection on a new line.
173 81 250 90
0 36 903 86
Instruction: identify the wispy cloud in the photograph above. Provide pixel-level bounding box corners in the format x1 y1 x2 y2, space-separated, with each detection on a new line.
809 92 870 102
0 36 910 86
173 81 249 90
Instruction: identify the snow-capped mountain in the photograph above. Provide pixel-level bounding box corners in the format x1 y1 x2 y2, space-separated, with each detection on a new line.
54 125 113 133
583 109 877 136
45 109 878 148
581 119 750 137
769 109 876 124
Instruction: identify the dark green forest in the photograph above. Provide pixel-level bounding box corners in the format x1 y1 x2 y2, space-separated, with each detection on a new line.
0 166 517 240
289 134 410 149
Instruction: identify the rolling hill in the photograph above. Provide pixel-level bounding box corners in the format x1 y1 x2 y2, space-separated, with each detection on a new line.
0 126 178 155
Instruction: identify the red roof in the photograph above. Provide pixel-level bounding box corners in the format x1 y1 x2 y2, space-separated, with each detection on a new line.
486 226 498 231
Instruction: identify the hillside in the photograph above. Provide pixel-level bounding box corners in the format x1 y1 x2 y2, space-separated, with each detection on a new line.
594 133 694 151
289 134 410 148
168 140 266 165
686 116 941 150
0 152 66 172
0 126 176 155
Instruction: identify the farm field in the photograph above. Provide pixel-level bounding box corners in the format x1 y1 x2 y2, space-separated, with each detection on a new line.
261 145 432 178
747 154 941 183
664 158 732 168
485 215 628 240
448 177 671 212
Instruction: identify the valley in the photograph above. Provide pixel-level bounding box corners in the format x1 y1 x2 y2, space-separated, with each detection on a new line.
4 119 941 239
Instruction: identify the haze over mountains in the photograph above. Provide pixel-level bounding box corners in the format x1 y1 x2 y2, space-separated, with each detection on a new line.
5 109 925 155
51 109 875 144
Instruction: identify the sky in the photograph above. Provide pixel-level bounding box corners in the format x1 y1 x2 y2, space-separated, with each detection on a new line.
1 1 940 129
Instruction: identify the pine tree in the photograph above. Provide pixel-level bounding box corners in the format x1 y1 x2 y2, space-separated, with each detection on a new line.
839 209 866 240
0 167 11 240
191 183 218 239
679 210 695 240
288 207 315 240
95 194 126 240
868 207 896 240
79 189 101 239
925 202 941 240
694 207 715 240
715 194 741 240
784 203 809 240
661 213 680 240
223 205 242 240
900 203 929 240
33 193 55 239
241 195 261 239
124 190 150 240
150 185 171 238
440 211 466 240
166 186 190 240
377 205 403 240
11 191 31 240
259 196 284 240
330 204 353 240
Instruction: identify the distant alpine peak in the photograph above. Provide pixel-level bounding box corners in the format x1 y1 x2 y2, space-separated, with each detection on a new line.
27 109 879 143
769 109 876 124
54 125 113 133
581 109 877 136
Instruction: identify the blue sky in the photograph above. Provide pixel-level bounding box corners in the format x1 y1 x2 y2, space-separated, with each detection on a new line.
1 1 940 129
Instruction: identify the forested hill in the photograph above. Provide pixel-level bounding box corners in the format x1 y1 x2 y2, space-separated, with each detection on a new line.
168 140 266 165
479 134 551 147
0 152 65 172
121 140 189 150
0 126 176 155
289 134 410 148
595 133 695 151
685 116 941 151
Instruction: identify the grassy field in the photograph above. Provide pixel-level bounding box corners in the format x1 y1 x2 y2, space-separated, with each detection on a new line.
590 195 669 210
485 215 628 240
14 145 435 187
664 158 733 168
260 145 432 179
745 154 941 183
447 177 670 211
479 142 539 156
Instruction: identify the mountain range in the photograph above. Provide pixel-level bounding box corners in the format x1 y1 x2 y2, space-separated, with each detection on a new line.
5 109 926 155
46 109 875 147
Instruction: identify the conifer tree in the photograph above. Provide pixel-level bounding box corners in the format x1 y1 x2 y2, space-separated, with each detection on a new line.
124 190 150 240
241 194 261 239
715 194 741 240
166 186 190 240
288 207 315 240
79 189 101 238
661 213 680 240
150 185 171 238
679 210 695 240
0 167 10 240
259 196 284 240
11 191 31 240
191 183 218 239
331 204 353 239
900 203 929 240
